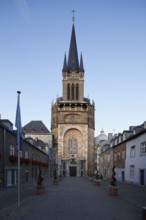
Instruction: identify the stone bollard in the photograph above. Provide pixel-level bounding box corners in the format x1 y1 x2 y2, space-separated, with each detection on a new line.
142 207 146 220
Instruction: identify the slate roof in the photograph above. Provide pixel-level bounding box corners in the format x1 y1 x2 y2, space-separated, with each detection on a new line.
23 121 50 134
62 24 84 73
67 24 79 72
25 137 46 147
0 119 13 131
79 53 84 72
62 53 67 72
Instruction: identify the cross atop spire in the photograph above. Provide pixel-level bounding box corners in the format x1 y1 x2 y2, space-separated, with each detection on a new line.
72 9 76 23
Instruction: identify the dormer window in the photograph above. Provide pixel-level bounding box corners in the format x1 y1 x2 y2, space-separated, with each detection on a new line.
41 127 44 133
32 127 35 133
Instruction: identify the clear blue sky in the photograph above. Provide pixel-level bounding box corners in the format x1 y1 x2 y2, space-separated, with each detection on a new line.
0 0 146 136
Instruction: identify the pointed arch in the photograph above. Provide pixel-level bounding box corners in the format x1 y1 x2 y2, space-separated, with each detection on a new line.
67 83 70 100
72 84 74 100
76 84 79 100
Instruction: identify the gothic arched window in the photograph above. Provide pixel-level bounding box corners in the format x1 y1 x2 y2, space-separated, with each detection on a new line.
67 84 70 100
76 84 79 100
72 84 74 100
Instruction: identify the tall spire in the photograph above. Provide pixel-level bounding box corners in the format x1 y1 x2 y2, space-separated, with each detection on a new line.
67 24 79 72
62 53 67 72
79 53 84 72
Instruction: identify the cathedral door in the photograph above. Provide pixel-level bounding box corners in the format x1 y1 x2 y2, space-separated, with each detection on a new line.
70 167 77 176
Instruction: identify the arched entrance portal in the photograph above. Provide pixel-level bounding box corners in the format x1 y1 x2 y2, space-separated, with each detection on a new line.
69 159 77 177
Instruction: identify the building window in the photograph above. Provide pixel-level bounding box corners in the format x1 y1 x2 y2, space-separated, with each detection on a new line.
68 138 78 154
81 160 84 169
9 145 15 155
67 84 70 100
20 151 22 158
122 150 125 159
130 146 135 157
118 136 121 143
71 84 74 100
115 138 117 145
76 84 79 100
63 161 66 169
25 151 29 159
130 165 135 178
114 153 116 161
140 142 146 156
118 151 121 160
107 153 110 161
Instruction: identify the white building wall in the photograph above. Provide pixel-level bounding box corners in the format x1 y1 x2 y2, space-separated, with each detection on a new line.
125 133 146 185
115 168 125 182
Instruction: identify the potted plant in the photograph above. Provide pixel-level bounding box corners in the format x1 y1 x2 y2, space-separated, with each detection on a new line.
36 167 45 194
107 166 119 196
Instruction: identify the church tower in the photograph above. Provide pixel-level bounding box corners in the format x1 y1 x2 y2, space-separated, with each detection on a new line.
51 17 95 177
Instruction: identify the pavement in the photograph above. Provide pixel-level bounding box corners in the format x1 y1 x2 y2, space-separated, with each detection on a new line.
0 177 146 220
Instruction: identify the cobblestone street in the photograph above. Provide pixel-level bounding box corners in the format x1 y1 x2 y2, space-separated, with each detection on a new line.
0 177 146 220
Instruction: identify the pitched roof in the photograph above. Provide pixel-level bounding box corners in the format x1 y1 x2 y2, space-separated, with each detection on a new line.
23 120 50 134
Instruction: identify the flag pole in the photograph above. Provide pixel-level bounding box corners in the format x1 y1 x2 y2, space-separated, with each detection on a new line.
17 91 21 208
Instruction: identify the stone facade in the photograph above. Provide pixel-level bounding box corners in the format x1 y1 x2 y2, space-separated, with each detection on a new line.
51 23 95 177
51 101 95 176
94 130 108 175
99 147 113 179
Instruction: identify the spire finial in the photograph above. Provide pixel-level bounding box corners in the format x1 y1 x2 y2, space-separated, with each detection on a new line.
72 9 76 23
